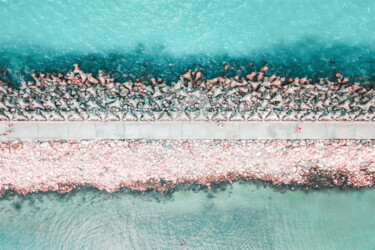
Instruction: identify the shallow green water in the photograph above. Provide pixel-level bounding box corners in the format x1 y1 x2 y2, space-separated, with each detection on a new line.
1 184 375 249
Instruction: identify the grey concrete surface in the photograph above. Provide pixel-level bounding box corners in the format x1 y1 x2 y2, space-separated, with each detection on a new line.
7 123 39 139
0 124 5 135
297 123 327 139
0 121 373 140
125 123 183 139
239 122 299 139
327 123 356 139
182 122 240 139
68 123 96 139
355 124 375 139
95 123 125 139
38 123 69 139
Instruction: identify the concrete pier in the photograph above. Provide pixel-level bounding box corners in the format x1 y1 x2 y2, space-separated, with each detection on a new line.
1 121 374 140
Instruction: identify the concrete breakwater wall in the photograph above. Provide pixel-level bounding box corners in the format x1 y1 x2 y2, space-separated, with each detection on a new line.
0 64 374 140
1 65 375 196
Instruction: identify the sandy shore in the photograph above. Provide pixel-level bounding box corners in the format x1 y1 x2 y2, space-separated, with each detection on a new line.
0 139 374 196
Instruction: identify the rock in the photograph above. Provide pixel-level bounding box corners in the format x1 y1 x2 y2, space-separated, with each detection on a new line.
360 161 368 167
11 143 23 151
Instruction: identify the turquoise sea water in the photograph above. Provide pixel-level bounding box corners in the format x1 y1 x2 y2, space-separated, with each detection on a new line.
1 0 375 83
1 0 375 248
1 184 375 249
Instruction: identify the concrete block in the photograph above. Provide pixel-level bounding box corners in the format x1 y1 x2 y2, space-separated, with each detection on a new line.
6 123 38 139
0 123 5 134
124 122 183 139
69 123 96 139
355 123 375 139
239 123 268 139
182 122 240 139
297 122 327 139
0 121 373 140
239 122 298 139
95 123 125 139
327 123 356 139
38 123 69 139
266 122 299 139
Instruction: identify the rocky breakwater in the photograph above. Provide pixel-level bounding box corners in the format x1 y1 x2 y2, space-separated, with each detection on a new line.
0 139 374 197
0 64 375 123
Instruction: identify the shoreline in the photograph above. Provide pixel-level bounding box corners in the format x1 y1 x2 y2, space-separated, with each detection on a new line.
1 139 374 197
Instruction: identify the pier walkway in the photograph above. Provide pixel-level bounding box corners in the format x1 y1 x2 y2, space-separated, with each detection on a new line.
1 121 375 140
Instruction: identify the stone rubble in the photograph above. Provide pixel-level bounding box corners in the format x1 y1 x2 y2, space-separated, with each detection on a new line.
0 139 374 196
1 64 375 123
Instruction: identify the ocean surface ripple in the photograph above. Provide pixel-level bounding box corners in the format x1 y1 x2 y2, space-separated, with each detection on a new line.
1 184 375 249
1 0 375 82
1 0 375 248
